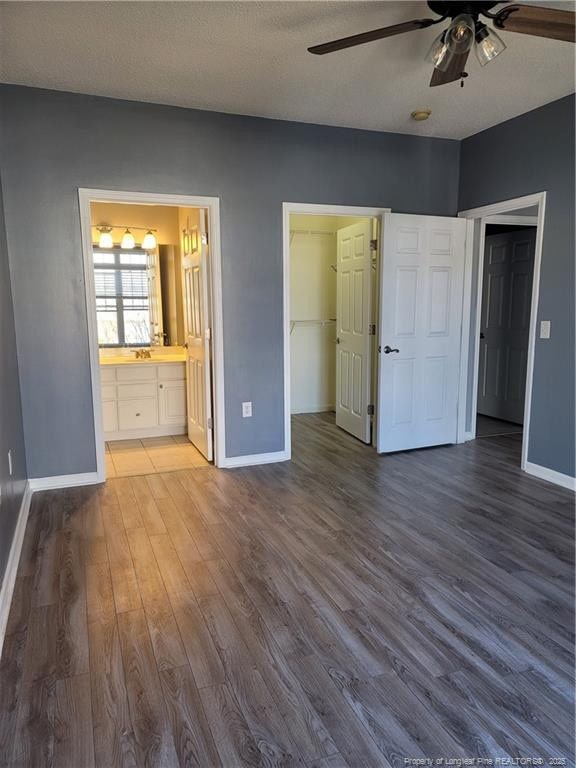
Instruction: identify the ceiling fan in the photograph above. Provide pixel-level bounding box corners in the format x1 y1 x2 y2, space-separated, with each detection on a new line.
308 2 576 87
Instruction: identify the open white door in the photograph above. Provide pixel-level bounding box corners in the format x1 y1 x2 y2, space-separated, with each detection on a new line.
336 220 373 443
377 213 466 453
183 210 213 461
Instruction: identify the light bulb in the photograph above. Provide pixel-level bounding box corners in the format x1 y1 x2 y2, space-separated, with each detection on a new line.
98 227 113 248
142 230 157 250
446 14 475 54
121 229 136 249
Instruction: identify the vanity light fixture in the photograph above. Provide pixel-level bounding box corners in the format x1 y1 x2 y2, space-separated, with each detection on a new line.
97 226 114 249
94 224 158 249
121 228 136 249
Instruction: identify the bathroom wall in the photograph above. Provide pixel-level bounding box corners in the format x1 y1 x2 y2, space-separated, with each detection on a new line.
90 202 179 246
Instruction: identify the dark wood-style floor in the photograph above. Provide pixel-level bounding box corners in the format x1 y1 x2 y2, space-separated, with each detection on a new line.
476 415 523 438
1 413 574 767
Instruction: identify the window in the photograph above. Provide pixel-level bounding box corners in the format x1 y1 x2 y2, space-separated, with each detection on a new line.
93 249 151 346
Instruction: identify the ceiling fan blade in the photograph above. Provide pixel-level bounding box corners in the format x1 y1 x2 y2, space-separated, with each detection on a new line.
308 18 437 55
429 50 470 87
494 3 575 42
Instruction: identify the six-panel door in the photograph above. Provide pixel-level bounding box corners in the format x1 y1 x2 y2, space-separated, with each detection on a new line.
377 213 467 453
335 220 373 444
478 228 536 424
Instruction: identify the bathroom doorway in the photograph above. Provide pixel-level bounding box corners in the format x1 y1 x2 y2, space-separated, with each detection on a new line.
79 189 225 480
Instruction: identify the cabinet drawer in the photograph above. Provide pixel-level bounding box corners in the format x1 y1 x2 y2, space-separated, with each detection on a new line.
102 400 118 433
100 367 116 383
118 398 158 431
101 383 116 401
117 382 156 400
116 365 157 383
158 363 186 381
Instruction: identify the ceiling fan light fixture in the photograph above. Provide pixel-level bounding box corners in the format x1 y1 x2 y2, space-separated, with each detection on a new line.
475 22 507 66
425 29 451 71
445 13 475 54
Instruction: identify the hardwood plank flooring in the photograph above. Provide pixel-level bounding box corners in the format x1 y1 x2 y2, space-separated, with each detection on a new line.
1 413 574 767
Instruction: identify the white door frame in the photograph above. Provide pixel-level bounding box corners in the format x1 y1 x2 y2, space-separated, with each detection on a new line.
282 202 391 457
78 188 226 480
457 191 547 472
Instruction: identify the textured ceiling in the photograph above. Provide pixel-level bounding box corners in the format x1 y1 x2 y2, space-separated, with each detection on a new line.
0 1 574 139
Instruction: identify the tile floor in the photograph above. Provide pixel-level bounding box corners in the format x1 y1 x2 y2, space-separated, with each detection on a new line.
105 435 209 477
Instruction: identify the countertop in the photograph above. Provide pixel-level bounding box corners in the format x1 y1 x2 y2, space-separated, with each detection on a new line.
99 349 186 366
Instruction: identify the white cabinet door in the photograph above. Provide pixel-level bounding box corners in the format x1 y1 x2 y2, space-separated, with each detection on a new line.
102 400 118 433
376 213 466 453
335 220 373 443
159 380 186 425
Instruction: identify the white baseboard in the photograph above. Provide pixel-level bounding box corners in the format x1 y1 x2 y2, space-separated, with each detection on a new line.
0 481 32 658
524 461 576 491
221 450 290 469
28 472 101 492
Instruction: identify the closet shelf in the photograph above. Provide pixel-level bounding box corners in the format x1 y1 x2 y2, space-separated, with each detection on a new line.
290 319 336 335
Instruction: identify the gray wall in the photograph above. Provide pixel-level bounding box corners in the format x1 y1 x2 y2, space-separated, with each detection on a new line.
459 94 575 478
0 169 27 584
0 85 460 477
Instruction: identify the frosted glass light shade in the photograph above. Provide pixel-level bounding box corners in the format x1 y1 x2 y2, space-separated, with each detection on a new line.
142 230 157 250
121 229 136 249
98 228 113 248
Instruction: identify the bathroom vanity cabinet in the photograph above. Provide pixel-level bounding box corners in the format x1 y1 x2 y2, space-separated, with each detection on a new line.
100 362 186 440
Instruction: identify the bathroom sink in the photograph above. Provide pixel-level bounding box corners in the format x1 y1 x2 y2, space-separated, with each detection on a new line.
100 349 186 365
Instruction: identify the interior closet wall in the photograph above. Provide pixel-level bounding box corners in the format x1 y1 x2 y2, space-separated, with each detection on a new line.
290 215 337 414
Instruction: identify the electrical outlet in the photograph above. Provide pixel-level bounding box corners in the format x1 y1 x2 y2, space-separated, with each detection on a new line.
7 450 12 477
540 320 551 339
242 401 253 418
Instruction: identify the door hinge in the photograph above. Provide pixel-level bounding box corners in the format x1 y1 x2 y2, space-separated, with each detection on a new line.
370 239 378 251
368 323 376 336
201 233 208 246
207 416 213 430
367 404 374 416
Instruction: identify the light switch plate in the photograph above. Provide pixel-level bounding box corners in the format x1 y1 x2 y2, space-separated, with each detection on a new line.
242 401 252 418
540 320 551 339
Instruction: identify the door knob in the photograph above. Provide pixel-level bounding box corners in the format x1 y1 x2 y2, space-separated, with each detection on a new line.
480 332 485 339
383 345 399 354
335 337 340 344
